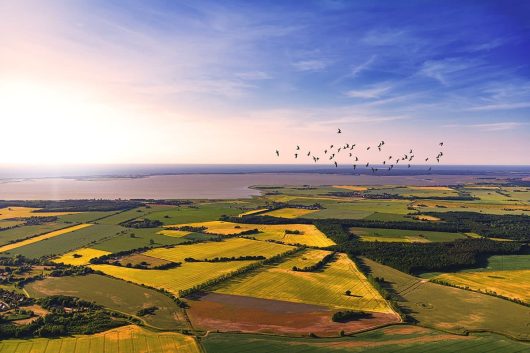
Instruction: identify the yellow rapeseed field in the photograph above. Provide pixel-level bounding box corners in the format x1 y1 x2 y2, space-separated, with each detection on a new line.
333 185 368 191
165 221 335 247
53 247 111 266
91 260 256 297
146 237 294 263
215 250 393 313
157 229 191 237
0 325 200 353
238 208 268 217
0 207 78 220
433 270 530 303
0 224 93 253
262 207 318 218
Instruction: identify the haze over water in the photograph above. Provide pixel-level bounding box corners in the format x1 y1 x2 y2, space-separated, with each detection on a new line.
1 164 528 200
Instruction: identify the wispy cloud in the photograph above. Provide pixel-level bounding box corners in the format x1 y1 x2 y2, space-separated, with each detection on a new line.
292 59 329 72
236 71 272 80
420 58 477 85
345 84 392 99
444 122 528 131
466 102 530 111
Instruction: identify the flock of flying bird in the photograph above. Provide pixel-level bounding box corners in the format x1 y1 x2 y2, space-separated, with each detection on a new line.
275 128 445 173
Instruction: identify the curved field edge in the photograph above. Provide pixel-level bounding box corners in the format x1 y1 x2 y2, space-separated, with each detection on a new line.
200 325 530 353
0 325 201 353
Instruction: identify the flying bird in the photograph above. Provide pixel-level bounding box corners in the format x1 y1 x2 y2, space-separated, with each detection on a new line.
294 153 298 158
275 150 279 157
355 156 358 161
425 158 429 162
334 161 338 167
367 146 371 150
324 149 328 154
337 128 342 134
307 151 311 156
353 164 357 170
296 145 300 150
439 142 444 146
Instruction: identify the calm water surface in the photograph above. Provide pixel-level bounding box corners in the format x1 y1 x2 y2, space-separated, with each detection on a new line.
0 173 502 200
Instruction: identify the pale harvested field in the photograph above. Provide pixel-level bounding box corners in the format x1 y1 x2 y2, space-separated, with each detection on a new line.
166 221 335 247
434 270 530 303
0 224 93 253
0 206 78 220
0 325 200 353
262 208 318 218
53 247 111 266
333 185 368 191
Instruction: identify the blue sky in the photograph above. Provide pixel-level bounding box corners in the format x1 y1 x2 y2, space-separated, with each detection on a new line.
1 0 529 164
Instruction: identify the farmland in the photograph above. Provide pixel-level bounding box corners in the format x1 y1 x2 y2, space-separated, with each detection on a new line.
0 325 200 353
167 220 336 247
433 269 530 303
91 260 257 296
146 237 295 263
202 327 530 353
215 250 393 313
0 223 92 253
361 257 530 340
262 207 318 218
25 274 187 330
349 226 467 242
0 207 77 220
53 248 111 266
0 181 527 351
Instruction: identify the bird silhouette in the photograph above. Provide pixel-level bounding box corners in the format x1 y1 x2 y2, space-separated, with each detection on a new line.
349 153 352 157
367 146 371 150
353 164 357 170
324 149 328 154
355 156 359 161
307 151 311 156
334 161 338 167
409 149 413 154
330 144 334 149
275 150 279 157
408 164 411 168
388 156 392 160
439 142 444 146
338 147 342 153
296 145 300 150
425 158 429 162
295 153 298 158
337 128 342 134
383 161 386 165
366 162 369 167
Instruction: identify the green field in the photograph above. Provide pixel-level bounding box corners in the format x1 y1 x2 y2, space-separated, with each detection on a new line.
0 325 200 353
147 202 244 225
350 227 466 243
2 224 123 258
90 227 207 252
96 206 161 225
215 250 393 313
25 274 187 330
0 222 71 247
304 200 412 219
202 327 530 353
361 257 530 340
146 237 295 263
57 211 118 223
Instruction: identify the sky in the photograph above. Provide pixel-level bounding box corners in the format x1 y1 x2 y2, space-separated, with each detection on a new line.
1 0 529 165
